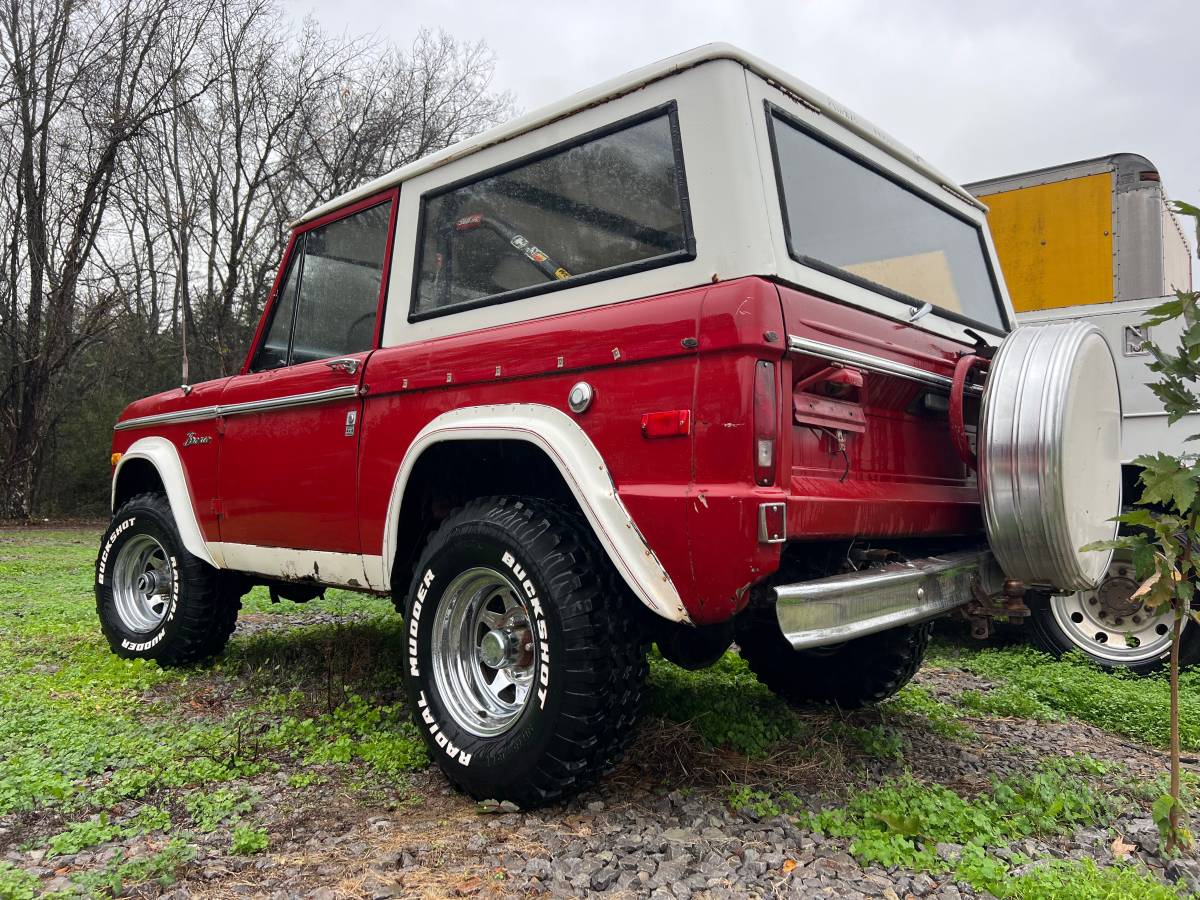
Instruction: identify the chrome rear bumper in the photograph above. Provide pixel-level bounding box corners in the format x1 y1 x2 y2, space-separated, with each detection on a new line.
774 548 1003 650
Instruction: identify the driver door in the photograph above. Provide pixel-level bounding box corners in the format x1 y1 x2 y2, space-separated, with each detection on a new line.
216 191 397 577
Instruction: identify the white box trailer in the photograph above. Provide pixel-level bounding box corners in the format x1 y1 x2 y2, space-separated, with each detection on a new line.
966 153 1194 464
966 154 1198 673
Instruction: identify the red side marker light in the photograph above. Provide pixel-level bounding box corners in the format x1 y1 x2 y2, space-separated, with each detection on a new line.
642 409 691 439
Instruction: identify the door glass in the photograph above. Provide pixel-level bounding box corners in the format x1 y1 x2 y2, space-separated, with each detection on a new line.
251 247 303 371
291 201 392 364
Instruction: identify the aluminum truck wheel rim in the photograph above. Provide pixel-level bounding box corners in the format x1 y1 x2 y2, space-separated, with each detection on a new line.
112 534 174 633
1049 559 1178 664
430 566 536 738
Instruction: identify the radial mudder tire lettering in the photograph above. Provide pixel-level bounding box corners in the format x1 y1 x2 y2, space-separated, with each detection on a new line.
95 492 241 666
400 496 648 808
735 612 931 709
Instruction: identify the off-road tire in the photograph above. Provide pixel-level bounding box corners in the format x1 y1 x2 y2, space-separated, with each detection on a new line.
735 612 931 709
400 496 648 808
95 492 241 665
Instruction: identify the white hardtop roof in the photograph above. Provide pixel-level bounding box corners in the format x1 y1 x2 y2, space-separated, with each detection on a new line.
296 42 981 226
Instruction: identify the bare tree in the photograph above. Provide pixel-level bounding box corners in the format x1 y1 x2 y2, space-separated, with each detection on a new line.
0 0 217 518
0 0 514 518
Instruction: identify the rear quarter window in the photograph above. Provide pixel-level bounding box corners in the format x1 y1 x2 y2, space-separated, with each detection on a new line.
411 104 693 320
768 106 1006 333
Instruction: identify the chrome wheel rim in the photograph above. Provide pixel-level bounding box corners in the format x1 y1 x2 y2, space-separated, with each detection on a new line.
111 534 174 633
1049 556 1179 664
430 566 537 738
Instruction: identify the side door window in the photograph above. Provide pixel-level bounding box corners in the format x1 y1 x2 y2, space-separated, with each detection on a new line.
250 198 394 372
292 201 393 364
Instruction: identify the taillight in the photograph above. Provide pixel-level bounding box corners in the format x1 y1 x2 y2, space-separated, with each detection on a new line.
753 360 778 486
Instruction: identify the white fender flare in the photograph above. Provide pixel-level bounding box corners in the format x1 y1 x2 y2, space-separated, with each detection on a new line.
380 404 691 623
111 436 223 568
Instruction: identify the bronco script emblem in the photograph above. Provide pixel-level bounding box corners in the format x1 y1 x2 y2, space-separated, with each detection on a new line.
183 432 212 447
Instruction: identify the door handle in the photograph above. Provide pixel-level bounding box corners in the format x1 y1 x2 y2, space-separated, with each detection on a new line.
325 357 360 376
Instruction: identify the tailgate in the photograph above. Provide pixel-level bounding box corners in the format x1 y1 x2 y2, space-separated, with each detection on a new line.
777 283 982 540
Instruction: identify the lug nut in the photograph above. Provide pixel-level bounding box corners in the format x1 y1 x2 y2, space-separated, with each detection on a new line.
1114 618 1124 626
1132 616 1141 624
1088 596 1098 605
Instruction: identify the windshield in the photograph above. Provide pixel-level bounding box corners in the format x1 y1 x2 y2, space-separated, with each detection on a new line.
769 109 1006 333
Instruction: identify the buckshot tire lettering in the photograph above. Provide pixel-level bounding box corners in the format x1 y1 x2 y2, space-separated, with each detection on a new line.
97 516 135 585
502 550 550 709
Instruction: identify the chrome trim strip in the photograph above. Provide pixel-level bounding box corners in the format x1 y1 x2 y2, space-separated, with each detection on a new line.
219 385 359 418
114 385 359 431
774 548 1001 650
112 406 221 431
786 334 982 394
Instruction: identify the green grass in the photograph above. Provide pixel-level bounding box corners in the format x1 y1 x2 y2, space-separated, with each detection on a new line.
1003 859 1191 900
645 649 808 756
645 651 974 761
929 639 1200 749
0 528 426 895
229 825 269 855
799 758 1180 897
2 529 1194 899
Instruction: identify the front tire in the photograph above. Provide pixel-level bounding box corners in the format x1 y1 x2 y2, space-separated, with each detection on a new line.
736 611 931 709
96 492 241 665
1028 553 1200 676
401 497 647 808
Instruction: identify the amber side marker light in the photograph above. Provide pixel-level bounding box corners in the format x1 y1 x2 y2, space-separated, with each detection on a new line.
111 453 122 467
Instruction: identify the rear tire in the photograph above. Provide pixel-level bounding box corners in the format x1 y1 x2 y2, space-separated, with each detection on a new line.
736 611 931 709
96 492 242 665
401 496 648 808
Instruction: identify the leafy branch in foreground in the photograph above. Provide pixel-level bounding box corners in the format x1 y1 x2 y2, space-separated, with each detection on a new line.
1084 199 1200 854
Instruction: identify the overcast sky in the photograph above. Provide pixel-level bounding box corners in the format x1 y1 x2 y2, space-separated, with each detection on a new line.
293 0 1198 260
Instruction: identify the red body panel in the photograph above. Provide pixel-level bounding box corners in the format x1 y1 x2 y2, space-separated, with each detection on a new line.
112 378 230 542
777 285 981 540
217 358 366 553
112 272 985 625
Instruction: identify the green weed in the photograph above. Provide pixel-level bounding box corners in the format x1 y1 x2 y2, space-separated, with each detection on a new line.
1000 858 1190 900
929 640 1200 749
958 683 1061 721
69 838 196 895
727 785 802 819
185 787 254 833
805 763 1122 893
646 650 807 756
0 862 39 900
230 825 269 855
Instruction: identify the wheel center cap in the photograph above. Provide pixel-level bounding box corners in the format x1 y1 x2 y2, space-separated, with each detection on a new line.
480 629 516 669
1097 576 1141 617
136 571 160 595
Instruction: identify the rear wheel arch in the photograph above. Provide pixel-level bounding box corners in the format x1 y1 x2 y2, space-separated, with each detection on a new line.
382 405 690 624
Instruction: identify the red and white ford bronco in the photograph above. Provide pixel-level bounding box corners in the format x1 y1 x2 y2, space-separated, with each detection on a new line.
97 45 1123 806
